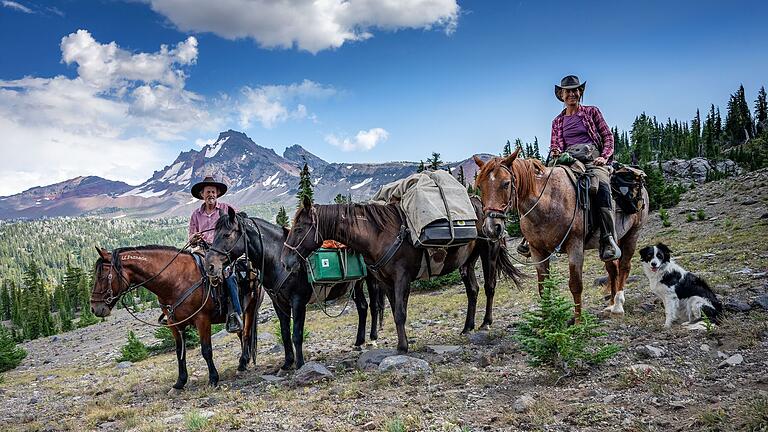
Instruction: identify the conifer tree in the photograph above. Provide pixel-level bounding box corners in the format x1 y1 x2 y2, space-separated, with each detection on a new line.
333 194 348 204
416 160 425 173
296 163 313 207
275 206 289 228
427 152 442 171
755 86 767 135
0 324 26 372
0 281 10 321
502 140 512 157
457 166 466 186
532 136 542 160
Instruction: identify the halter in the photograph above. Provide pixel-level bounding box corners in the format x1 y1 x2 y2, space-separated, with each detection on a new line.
482 161 555 228
282 206 322 263
91 260 118 305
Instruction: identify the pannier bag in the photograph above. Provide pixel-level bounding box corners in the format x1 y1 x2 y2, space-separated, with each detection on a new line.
307 248 367 283
416 219 478 247
610 165 646 214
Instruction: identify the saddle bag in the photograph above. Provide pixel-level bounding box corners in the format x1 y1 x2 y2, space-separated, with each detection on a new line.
415 218 478 248
611 165 647 214
307 248 367 283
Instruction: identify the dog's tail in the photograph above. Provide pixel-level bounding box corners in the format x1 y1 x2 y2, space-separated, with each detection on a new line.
702 301 723 325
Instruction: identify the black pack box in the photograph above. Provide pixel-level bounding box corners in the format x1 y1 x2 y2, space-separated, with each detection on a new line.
415 219 477 247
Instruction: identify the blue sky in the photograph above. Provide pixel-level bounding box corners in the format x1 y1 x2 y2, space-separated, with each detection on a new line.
1 0 766 195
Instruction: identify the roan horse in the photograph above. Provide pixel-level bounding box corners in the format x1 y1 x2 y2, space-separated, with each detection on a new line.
204 207 382 370
281 195 523 354
473 149 649 318
90 246 262 391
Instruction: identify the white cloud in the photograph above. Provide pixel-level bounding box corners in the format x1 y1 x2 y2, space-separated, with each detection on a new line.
2 1 33 13
0 30 220 196
237 80 335 129
325 128 388 152
146 0 459 53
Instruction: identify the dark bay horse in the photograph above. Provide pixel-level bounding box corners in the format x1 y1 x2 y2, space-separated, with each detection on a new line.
281 196 523 354
473 150 649 318
90 246 263 391
204 207 382 370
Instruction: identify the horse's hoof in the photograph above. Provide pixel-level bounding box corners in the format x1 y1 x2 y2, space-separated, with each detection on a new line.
366 340 378 347
168 387 183 396
353 345 363 351
235 368 246 375
276 368 291 377
479 324 491 331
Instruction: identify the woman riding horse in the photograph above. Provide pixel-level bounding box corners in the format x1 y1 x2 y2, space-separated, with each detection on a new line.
518 75 621 262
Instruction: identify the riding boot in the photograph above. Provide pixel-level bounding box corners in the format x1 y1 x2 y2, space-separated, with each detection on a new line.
598 207 621 261
225 272 243 333
517 238 531 257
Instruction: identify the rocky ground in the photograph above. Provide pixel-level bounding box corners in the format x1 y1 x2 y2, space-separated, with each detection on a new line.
1 169 767 432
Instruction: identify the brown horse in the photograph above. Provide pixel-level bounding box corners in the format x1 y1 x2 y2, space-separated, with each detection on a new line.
90 246 263 391
281 196 523 353
473 149 648 318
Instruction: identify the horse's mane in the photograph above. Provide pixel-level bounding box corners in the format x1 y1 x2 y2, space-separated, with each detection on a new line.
316 203 401 241
477 156 545 199
216 210 286 240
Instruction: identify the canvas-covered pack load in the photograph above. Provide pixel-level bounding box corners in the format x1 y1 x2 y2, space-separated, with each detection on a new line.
611 164 646 214
372 170 477 247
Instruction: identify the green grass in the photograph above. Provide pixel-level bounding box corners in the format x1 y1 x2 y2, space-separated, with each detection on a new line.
184 410 209 432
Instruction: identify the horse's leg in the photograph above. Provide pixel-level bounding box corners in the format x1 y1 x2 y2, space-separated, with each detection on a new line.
479 250 497 330
602 260 620 314
291 294 308 369
197 318 219 386
275 300 294 370
459 257 480 334
352 279 368 348
366 275 380 343
613 227 641 315
171 326 188 390
377 281 386 331
568 249 585 321
530 247 550 296
238 292 257 372
390 272 410 353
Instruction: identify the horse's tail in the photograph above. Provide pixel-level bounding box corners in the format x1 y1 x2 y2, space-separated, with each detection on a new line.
495 243 526 289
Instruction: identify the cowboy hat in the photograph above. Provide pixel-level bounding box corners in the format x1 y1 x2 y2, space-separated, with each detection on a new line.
191 175 228 199
555 75 586 102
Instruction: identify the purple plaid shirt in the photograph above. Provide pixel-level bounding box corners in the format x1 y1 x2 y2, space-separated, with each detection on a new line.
189 201 236 244
551 105 614 159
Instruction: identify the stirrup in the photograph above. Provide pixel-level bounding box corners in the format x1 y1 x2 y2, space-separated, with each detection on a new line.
226 313 243 333
599 236 622 261
517 240 531 258
158 313 168 325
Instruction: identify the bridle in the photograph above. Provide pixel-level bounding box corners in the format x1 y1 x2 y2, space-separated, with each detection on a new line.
91 260 119 305
282 206 322 264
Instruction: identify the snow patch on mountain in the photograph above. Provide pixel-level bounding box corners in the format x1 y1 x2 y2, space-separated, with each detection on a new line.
350 177 373 190
262 171 280 188
205 136 229 158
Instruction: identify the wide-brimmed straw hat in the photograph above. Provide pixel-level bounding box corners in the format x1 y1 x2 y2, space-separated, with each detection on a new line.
191 175 228 199
555 75 586 102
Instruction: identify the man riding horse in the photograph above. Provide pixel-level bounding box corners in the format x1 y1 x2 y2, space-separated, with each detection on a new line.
518 75 621 262
188 175 243 333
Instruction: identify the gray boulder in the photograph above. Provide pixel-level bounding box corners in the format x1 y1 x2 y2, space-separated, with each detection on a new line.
292 362 333 386
357 349 397 370
378 355 431 374
661 157 743 185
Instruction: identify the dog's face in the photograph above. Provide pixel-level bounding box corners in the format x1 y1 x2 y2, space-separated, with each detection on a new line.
639 243 672 273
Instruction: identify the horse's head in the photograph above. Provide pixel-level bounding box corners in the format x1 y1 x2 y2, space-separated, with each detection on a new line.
281 195 322 272
205 206 246 284
473 148 520 239
90 247 124 317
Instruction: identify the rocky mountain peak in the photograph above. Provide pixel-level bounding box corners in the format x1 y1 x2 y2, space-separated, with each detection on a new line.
283 144 328 170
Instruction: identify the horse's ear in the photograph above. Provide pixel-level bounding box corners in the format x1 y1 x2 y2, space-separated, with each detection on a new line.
95 246 110 259
502 147 521 167
227 205 237 221
472 155 485 168
302 195 312 210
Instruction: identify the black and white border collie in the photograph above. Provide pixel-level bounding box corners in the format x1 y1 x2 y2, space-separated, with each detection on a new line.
639 243 723 328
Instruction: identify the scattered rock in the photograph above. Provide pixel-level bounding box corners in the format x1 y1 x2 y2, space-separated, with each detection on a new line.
292 362 333 386
268 345 283 354
635 345 665 359
629 364 657 374
725 300 752 313
356 349 397 370
742 198 758 205
211 329 228 341
751 294 768 311
260 375 285 383
337 355 359 371
700 344 711 352
163 414 183 424
478 354 492 368
28 397 39 405
257 332 276 342
718 354 744 368
513 395 535 413
378 355 431 374
50 336 59 343
98 421 118 429
468 331 494 345
115 361 132 370
638 303 657 313
594 276 609 287
425 345 462 355
362 421 377 431
199 410 215 419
